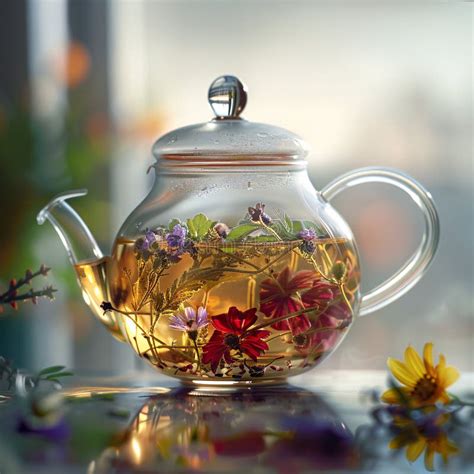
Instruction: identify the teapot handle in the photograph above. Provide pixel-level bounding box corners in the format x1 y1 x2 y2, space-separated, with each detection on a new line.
320 167 440 316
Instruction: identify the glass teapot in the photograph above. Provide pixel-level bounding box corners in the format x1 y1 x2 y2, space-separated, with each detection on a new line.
37 76 439 387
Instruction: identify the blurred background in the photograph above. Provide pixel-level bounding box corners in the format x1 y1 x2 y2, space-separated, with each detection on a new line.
0 0 472 375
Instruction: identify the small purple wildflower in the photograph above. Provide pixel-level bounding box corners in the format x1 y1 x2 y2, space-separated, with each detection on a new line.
143 230 157 249
214 222 230 239
248 203 272 225
169 306 208 340
297 228 317 253
166 224 187 248
297 228 317 241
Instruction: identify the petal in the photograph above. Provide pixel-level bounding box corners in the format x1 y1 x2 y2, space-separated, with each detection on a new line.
169 315 186 331
389 434 407 450
223 350 234 365
271 319 290 331
387 358 418 387
240 344 259 360
277 267 292 289
437 365 460 389
183 307 195 321
437 354 446 370
288 315 311 335
439 391 451 404
287 270 316 292
381 387 411 404
423 342 434 371
406 438 426 462
196 306 208 327
424 448 435 471
405 346 426 379
212 313 233 333
239 308 258 332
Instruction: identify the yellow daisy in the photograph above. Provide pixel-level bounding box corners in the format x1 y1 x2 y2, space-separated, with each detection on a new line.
381 343 459 407
389 414 459 471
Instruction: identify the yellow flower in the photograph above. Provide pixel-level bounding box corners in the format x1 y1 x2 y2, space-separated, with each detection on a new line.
382 343 459 407
388 414 459 471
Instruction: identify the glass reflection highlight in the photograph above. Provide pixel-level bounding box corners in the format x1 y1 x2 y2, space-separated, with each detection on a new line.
90 387 357 473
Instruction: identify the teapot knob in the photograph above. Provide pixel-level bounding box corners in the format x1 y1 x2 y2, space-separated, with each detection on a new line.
208 75 247 119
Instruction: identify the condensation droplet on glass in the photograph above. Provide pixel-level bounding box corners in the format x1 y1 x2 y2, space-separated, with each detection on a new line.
257 132 268 138
167 135 177 144
247 181 252 190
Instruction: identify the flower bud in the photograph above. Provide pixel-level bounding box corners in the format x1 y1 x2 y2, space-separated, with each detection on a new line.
331 261 347 282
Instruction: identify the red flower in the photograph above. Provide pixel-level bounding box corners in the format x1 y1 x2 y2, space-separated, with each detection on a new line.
259 267 335 333
202 307 270 373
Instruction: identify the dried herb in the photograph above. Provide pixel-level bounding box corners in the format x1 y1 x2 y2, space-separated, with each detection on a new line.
0 264 57 312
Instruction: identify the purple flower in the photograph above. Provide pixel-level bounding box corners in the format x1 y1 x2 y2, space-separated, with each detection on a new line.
297 228 317 241
143 230 157 249
169 306 208 340
248 203 272 225
214 222 230 239
166 224 187 248
297 228 317 253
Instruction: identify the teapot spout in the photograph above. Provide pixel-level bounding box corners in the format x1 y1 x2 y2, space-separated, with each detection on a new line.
37 190 103 264
37 191 126 342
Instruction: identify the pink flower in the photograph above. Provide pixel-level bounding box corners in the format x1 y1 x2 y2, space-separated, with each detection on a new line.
259 267 335 334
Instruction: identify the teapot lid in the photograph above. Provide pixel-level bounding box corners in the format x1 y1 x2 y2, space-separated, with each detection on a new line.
152 75 309 166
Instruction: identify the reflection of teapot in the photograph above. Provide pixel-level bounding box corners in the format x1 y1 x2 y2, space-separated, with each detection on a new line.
37 76 439 386
91 387 356 473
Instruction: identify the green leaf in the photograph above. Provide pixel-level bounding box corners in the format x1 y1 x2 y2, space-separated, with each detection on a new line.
225 223 260 241
246 235 276 242
271 221 295 240
302 220 326 236
284 214 293 233
168 218 181 231
38 365 65 376
46 371 74 380
186 213 214 240
291 220 305 234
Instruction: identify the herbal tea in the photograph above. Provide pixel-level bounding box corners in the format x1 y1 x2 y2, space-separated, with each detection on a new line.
75 208 360 382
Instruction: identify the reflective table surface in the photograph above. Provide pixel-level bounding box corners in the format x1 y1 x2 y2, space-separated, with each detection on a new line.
0 370 473 473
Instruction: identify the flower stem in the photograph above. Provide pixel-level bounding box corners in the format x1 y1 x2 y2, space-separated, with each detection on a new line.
338 283 353 314
259 218 283 241
192 338 201 368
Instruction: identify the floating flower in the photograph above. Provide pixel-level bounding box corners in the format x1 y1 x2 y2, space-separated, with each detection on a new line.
169 306 208 341
297 228 317 241
297 228 317 253
248 203 271 225
202 307 270 373
381 343 460 407
135 229 157 253
388 411 458 471
213 222 230 239
166 224 187 248
259 267 334 333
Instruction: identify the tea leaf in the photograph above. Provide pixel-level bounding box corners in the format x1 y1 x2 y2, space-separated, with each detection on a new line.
187 214 214 240
226 223 260 241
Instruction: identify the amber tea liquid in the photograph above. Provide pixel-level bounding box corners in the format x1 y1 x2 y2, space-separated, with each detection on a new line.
75 237 360 382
